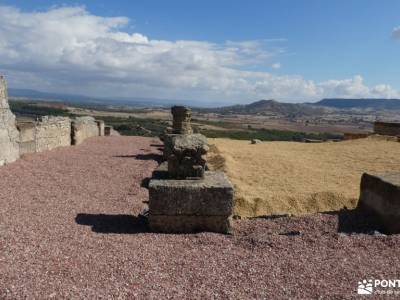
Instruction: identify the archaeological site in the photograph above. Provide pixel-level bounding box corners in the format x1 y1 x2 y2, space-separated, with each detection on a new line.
1 73 400 299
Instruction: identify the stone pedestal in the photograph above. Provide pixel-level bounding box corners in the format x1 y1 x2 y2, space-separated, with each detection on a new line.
148 105 233 234
148 163 234 233
359 172 400 234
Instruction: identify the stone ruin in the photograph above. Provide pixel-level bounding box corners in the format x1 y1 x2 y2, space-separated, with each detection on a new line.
0 75 116 164
0 76 20 165
148 106 234 234
171 105 193 134
358 172 400 234
167 133 208 179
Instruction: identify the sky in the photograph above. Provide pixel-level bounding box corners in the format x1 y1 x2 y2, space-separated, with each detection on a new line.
0 0 399 104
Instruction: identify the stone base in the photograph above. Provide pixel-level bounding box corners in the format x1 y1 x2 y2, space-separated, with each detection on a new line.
149 215 232 234
148 168 234 234
359 172 400 234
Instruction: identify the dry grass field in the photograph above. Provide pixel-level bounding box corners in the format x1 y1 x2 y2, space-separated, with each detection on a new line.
208 136 400 217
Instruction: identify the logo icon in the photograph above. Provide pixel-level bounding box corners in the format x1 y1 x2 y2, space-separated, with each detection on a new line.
358 280 373 295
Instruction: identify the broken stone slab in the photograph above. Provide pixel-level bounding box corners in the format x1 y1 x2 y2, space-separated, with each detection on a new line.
149 171 234 216
148 215 232 234
358 172 400 234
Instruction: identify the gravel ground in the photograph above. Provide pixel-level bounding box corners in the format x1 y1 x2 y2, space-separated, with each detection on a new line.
0 136 399 299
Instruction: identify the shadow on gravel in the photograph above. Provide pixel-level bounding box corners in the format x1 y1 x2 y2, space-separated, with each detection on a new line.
150 143 164 148
325 209 383 234
114 153 163 163
75 214 148 234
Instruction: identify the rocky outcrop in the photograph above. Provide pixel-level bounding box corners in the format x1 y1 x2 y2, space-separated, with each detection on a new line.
0 76 20 165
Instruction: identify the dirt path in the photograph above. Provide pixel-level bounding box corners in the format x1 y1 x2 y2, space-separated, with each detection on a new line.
0 136 399 298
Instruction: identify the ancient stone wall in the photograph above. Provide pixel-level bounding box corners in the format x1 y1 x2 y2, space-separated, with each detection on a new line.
18 122 36 155
104 125 120 136
374 122 400 137
71 116 100 145
0 76 20 165
17 116 71 155
35 116 71 152
343 133 370 140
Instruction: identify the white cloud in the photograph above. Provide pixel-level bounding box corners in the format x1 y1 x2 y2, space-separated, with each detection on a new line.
0 5 398 103
318 75 400 99
392 26 400 39
271 63 281 69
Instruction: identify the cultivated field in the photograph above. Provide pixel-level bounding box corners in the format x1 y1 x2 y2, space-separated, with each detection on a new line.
208 136 400 217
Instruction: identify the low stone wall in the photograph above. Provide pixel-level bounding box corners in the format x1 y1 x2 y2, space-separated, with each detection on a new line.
374 122 400 137
344 133 370 140
17 116 116 154
17 116 72 155
71 116 100 145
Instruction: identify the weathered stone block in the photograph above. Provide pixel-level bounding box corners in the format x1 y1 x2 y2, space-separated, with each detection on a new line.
149 171 234 216
148 215 232 234
18 117 71 154
171 106 192 134
359 172 400 233
0 76 20 165
35 116 71 152
167 133 209 179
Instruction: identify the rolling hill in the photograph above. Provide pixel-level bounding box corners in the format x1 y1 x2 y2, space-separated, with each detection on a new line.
314 98 400 110
196 99 329 117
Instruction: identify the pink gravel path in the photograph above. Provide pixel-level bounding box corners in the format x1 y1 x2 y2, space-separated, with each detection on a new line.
0 136 399 299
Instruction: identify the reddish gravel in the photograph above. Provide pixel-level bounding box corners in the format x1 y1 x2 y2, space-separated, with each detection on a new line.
0 136 399 299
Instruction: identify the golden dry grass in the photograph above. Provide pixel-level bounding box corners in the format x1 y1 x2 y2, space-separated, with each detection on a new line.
207 136 400 217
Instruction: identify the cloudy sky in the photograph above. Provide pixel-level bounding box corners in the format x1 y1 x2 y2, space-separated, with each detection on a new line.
0 0 399 104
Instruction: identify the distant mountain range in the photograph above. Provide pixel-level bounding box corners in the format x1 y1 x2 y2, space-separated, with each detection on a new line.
196 99 328 116
313 98 400 110
8 88 400 112
198 98 400 116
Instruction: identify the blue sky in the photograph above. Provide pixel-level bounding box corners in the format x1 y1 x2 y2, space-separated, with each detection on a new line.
0 0 399 103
